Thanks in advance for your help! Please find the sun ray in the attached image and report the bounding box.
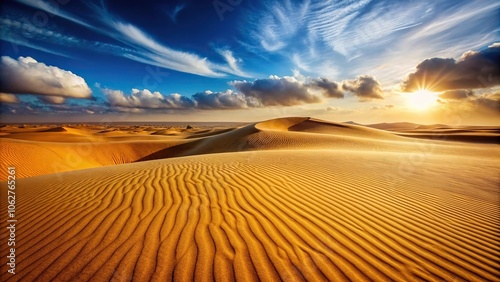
[406,89,439,110]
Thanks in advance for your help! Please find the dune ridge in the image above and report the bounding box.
[1,117,499,180]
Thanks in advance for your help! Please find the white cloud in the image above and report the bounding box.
[193,90,257,109]
[11,1,250,78]
[166,3,187,23]
[102,88,195,109]
[0,56,92,99]
[215,49,250,77]
[243,0,499,88]
[250,0,310,52]
[99,72,352,110]
[111,22,226,77]
[15,0,93,29]
[230,73,344,106]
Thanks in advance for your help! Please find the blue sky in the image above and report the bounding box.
[0,0,499,124]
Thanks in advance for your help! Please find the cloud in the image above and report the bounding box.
[0,56,92,100]
[0,93,19,104]
[471,92,500,114]
[166,3,187,23]
[9,2,249,78]
[230,75,325,106]
[326,106,353,114]
[111,22,227,78]
[15,0,93,29]
[308,77,344,98]
[215,49,250,77]
[439,89,474,100]
[249,0,310,52]
[87,3,251,77]
[342,75,384,100]
[98,72,348,111]
[436,91,500,118]
[193,90,258,109]
[103,88,195,109]
[306,0,424,57]
[37,95,67,104]
[242,0,499,87]
[402,44,500,92]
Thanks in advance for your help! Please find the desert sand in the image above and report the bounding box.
[0,117,499,281]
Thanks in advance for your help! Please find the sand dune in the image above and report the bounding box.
[1,150,499,281]
[0,139,186,179]
[0,117,499,281]
[1,117,498,180]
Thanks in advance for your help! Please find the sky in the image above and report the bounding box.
[0,0,499,124]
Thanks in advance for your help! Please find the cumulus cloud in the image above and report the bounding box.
[94,71,383,113]
[308,78,344,98]
[0,56,92,99]
[103,88,195,109]
[230,75,333,106]
[342,75,384,100]
[0,93,19,104]
[97,72,380,112]
[439,89,474,100]
[402,43,500,92]
[192,90,258,109]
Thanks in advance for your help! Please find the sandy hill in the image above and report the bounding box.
[1,117,498,180]
[0,117,499,281]
[1,149,498,281]
[367,122,421,131]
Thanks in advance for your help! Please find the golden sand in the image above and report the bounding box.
[1,117,499,281]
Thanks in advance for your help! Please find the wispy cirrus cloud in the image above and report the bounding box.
[111,21,226,77]
[249,0,310,52]
[0,17,136,58]
[12,0,250,78]
[243,0,499,86]
[15,0,94,28]
[166,3,187,23]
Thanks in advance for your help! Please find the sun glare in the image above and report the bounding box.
[406,89,438,110]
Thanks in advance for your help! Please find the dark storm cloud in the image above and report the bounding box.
[402,43,500,92]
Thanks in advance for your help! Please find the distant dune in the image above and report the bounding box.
[0,117,499,281]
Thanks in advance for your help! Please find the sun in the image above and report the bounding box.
[406,89,438,110]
